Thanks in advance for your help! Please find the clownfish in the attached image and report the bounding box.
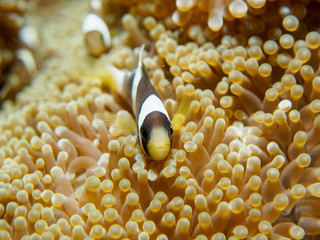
[102,46,173,161]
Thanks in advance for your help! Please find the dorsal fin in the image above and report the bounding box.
[137,44,145,68]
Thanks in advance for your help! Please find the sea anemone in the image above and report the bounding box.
[0,0,320,239]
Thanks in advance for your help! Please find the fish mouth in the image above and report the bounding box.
[146,127,172,161]
[148,144,171,161]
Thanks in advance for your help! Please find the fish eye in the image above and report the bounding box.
[169,127,173,135]
[140,127,148,141]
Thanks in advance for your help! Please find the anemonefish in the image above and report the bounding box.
[82,13,111,57]
[103,46,173,161]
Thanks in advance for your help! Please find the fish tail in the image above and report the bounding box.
[99,64,126,96]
